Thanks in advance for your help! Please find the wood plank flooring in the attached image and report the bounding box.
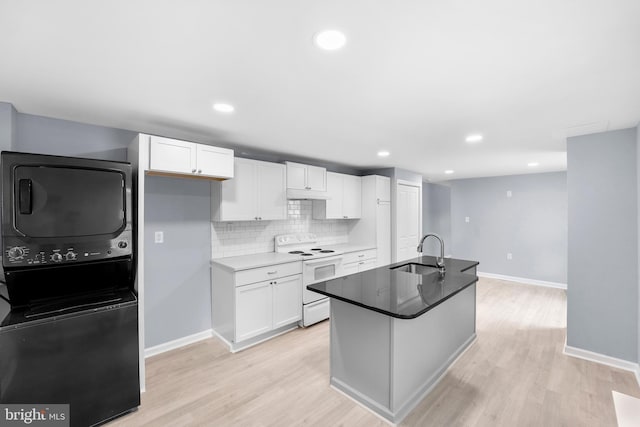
[109,278,640,426]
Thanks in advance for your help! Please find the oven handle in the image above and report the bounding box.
[303,256,343,266]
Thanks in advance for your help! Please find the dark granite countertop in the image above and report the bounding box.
[307,256,479,319]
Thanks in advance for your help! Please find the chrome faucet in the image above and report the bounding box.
[417,233,445,273]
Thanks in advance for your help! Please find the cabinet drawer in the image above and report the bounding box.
[343,249,377,265]
[235,261,302,286]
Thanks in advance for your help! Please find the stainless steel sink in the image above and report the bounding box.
[391,263,440,275]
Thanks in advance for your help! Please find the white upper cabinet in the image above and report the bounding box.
[148,135,233,180]
[342,174,362,218]
[212,158,287,221]
[285,161,326,191]
[313,172,362,219]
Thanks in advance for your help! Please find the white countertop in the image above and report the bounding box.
[324,243,377,253]
[211,244,377,272]
[211,252,302,272]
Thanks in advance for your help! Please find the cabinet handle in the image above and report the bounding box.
[198,169,202,174]
[358,254,364,257]
[305,186,311,190]
[343,216,348,219]
[267,271,277,275]
[359,262,364,265]
[191,169,197,173]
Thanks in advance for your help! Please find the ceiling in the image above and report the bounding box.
[1,0,639,181]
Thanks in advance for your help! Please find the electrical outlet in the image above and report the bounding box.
[506,190,512,198]
[465,216,470,223]
[507,253,512,260]
[155,231,164,243]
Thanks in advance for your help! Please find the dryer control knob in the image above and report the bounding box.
[8,247,24,259]
[51,253,63,262]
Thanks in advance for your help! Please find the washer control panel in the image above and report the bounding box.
[3,233,132,267]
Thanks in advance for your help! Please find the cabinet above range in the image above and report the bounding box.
[285,161,329,200]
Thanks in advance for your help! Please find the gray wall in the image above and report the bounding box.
[422,182,452,257]
[15,112,135,160]
[638,124,640,365]
[450,172,567,284]
[0,102,16,151]
[143,176,213,348]
[567,128,638,362]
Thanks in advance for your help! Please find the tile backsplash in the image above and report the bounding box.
[211,200,351,258]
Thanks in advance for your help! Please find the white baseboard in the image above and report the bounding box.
[564,344,640,385]
[144,329,213,358]
[477,271,567,290]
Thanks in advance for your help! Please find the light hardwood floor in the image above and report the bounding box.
[110,278,640,426]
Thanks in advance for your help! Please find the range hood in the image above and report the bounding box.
[286,189,331,200]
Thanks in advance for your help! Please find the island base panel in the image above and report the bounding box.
[329,284,476,424]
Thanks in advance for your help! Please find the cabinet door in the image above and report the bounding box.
[196,144,234,178]
[324,172,343,219]
[219,158,258,221]
[257,162,287,220]
[149,136,196,174]
[306,165,327,191]
[342,175,362,218]
[235,281,273,342]
[376,175,391,202]
[286,162,307,190]
[273,275,302,328]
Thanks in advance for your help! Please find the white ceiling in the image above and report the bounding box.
[1,0,639,181]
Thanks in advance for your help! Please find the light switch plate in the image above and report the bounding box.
[155,231,164,243]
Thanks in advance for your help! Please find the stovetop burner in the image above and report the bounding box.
[319,250,334,253]
[310,248,322,251]
[289,251,304,254]
[301,253,313,257]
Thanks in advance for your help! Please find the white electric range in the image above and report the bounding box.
[275,233,344,326]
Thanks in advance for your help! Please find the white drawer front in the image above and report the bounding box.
[235,261,302,286]
[343,249,377,265]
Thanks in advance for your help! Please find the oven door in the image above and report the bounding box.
[302,255,343,304]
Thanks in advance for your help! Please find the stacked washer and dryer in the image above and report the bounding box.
[0,151,140,427]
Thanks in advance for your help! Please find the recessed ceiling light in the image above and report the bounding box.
[213,103,235,113]
[465,134,483,143]
[377,150,390,157]
[527,162,539,167]
[314,30,347,51]
[444,170,454,175]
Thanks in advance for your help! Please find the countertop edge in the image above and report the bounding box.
[308,275,478,319]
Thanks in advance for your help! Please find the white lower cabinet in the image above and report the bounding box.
[342,249,377,276]
[212,261,302,351]
[235,281,273,342]
[273,275,303,328]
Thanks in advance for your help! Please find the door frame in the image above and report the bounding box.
[394,179,422,263]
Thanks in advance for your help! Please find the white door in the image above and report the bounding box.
[272,275,302,328]
[235,281,273,342]
[257,161,287,220]
[306,165,327,191]
[149,136,196,174]
[196,144,234,178]
[342,175,362,218]
[220,158,257,221]
[396,182,421,262]
[286,162,307,190]
[324,172,343,219]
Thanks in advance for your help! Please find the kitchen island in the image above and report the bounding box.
[307,256,478,423]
